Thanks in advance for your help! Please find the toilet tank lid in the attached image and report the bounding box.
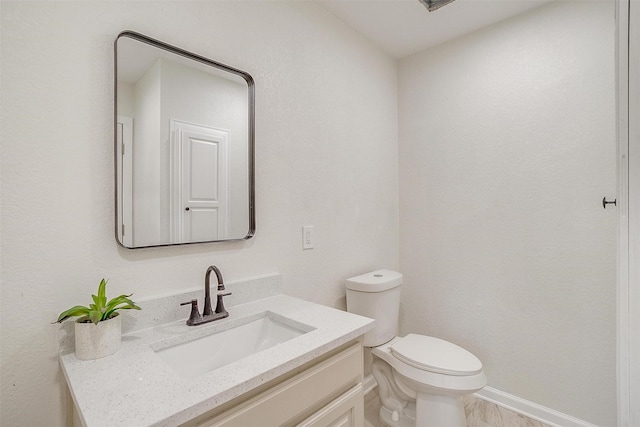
[345,269,403,292]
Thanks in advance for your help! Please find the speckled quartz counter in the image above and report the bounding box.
[59,294,374,427]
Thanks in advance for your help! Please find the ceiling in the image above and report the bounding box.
[317,0,554,58]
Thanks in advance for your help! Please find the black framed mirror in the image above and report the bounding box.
[115,31,255,248]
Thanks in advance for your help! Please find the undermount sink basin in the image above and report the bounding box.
[154,312,313,378]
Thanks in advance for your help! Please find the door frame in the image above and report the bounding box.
[617,0,639,425]
[116,116,133,247]
[169,119,230,243]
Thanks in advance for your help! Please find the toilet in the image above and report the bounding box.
[345,270,486,427]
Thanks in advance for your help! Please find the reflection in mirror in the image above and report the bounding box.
[115,31,254,248]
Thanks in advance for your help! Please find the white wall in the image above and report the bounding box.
[133,60,162,246]
[398,2,616,426]
[0,2,399,425]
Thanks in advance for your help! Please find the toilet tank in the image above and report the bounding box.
[345,269,402,347]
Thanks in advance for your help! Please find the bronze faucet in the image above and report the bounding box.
[180,265,232,326]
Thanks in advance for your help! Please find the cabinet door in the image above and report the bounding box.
[195,343,363,427]
[296,384,364,427]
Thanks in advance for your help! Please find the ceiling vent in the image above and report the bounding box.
[418,0,456,12]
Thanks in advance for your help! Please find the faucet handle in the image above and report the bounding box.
[180,299,202,326]
[214,292,232,315]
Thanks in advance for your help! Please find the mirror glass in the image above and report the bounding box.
[115,32,254,248]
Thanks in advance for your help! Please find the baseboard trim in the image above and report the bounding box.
[474,386,600,427]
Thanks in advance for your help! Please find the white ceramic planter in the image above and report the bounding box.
[74,314,121,360]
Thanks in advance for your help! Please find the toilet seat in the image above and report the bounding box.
[372,336,487,395]
[390,334,483,376]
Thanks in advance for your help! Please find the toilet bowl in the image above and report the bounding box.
[345,270,486,427]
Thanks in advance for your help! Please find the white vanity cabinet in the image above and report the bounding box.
[183,341,364,427]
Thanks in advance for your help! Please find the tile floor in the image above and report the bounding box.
[364,390,552,427]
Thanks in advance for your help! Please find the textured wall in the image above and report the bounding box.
[398,2,616,425]
[0,2,398,425]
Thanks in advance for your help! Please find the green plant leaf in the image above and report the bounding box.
[104,303,141,320]
[105,293,133,304]
[89,310,102,325]
[97,279,108,308]
[105,294,139,311]
[55,305,90,323]
[102,311,120,321]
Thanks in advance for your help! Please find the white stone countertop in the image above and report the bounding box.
[59,294,374,427]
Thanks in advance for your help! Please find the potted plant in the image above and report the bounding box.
[55,279,141,360]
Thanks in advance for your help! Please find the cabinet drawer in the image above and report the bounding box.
[296,384,364,427]
[201,342,363,427]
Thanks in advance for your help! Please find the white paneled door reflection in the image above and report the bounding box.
[171,120,229,243]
